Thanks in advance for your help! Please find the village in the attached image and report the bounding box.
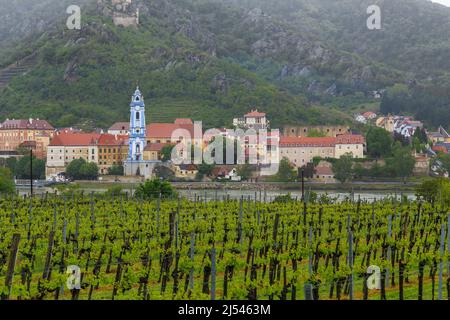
[0,87,449,187]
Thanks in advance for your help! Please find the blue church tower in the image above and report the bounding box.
[124,86,161,178]
[128,87,147,161]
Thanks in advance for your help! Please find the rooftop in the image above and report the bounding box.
[0,119,54,130]
[245,109,266,118]
[108,122,130,131]
[49,133,101,147]
[146,123,195,139]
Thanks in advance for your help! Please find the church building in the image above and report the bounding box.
[123,87,161,178]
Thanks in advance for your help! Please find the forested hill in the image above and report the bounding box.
[0,0,449,130]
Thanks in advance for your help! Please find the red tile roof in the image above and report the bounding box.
[336,134,365,144]
[49,133,101,147]
[0,119,54,130]
[146,123,194,139]
[97,134,128,146]
[432,146,448,154]
[362,111,376,118]
[245,110,266,118]
[280,136,337,147]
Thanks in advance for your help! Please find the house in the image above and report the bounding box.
[394,118,424,138]
[279,134,365,168]
[413,155,430,176]
[212,166,232,179]
[233,109,269,130]
[433,142,450,154]
[313,166,335,182]
[96,134,129,175]
[146,120,200,146]
[376,116,395,132]
[362,111,377,121]
[143,143,171,161]
[225,168,241,181]
[46,133,101,178]
[108,122,130,135]
[335,134,365,159]
[354,114,367,124]
[173,164,198,179]
[279,136,336,167]
[432,145,448,154]
[0,118,54,157]
[428,126,450,143]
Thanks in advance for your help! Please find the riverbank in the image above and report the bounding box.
[72,179,421,192]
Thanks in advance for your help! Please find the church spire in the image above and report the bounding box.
[131,86,143,104]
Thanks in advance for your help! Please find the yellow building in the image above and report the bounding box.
[0,119,54,158]
[97,134,129,175]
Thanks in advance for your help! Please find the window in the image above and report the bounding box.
[136,112,140,121]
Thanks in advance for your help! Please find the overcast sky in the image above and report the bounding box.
[431,0,450,6]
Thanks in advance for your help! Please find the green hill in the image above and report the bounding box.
[0,0,449,130]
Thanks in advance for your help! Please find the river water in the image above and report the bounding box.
[17,186,416,202]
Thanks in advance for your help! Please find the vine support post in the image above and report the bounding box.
[386,215,392,288]
[348,230,354,300]
[1,233,20,300]
[189,232,195,291]
[447,214,450,283]
[211,247,216,301]
[438,220,445,300]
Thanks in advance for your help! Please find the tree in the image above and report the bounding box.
[15,155,45,179]
[161,144,175,162]
[332,154,354,184]
[274,157,296,182]
[416,178,450,205]
[66,158,99,180]
[385,144,416,179]
[300,162,316,179]
[108,165,124,176]
[0,157,17,175]
[66,158,85,180]
[0,167,15,194]
[236,164,253,181]
[80,163,99,180]
[413,127,428,144]
[366,127,393,159]
[134,179,177,199]
[437,153,450,175]
[196,163,215,180]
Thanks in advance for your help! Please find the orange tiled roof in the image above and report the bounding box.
[49,133,101,147]
[336,134,365,144]
[97,134,128,146]
[146,123,194,139]
[280,136,337,147]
